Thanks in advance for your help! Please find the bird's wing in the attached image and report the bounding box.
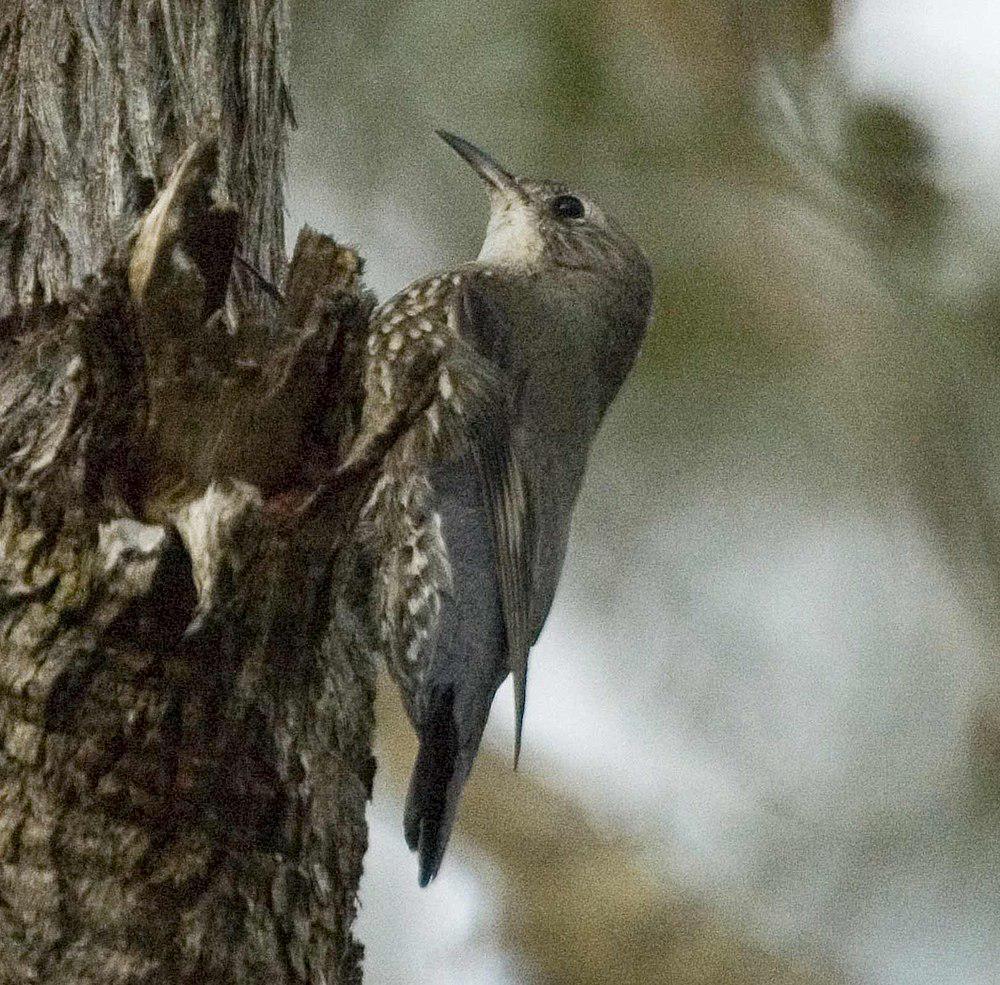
[453,276,536,765]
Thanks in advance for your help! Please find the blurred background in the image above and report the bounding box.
[289,2,1000,983]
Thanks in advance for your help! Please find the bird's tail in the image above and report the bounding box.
[403,685,465,887]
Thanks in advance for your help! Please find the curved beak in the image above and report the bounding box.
[436,130,519,194]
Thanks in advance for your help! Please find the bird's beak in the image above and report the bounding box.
[436,130,519,195]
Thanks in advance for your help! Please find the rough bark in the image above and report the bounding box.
[0,0,289,318]
[0,4,379,984]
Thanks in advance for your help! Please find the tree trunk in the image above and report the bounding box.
[0,0,288,317]
[0,4,379,983]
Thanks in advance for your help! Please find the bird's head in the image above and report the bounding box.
[437,130,651,298]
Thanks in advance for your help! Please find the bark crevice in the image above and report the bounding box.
[0,48,378,985]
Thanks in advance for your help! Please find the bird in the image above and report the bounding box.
[349,130,653,886]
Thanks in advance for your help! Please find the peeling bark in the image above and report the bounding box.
[0,5,379,984]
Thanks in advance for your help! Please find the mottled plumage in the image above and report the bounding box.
[353,132,653,885]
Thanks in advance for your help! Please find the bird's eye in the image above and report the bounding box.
[550,194,586,220]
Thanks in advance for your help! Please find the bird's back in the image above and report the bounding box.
[484,272,610,636]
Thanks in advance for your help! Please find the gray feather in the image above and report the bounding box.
[404,452,507,884]
[455,278,536,765]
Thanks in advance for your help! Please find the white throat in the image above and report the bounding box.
[476,201,544,270]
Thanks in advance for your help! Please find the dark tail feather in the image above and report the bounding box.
[404,687,461,886]
[512,665,527,770]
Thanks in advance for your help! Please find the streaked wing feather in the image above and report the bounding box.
[453,278,535,765]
